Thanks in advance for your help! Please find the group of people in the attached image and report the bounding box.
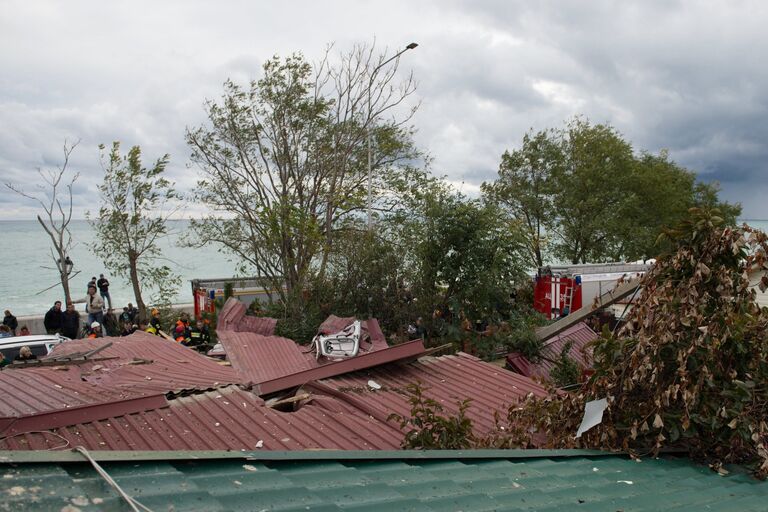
[4,272,212,352]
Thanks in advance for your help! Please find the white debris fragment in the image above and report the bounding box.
[367,380,382,390]
[71,497,89,506]
[575,398,608,438]
[255,440,264,448]
[592,467,599,472]
[617,480,634,485]
[243,464,258,472]
[7,486,25,496]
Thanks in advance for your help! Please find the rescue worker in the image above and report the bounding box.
[149,308,161,332]
[88,321,102,339]
[186,320,210,349]
[142,320,157,336]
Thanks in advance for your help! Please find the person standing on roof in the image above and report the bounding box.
[97,273,112,309]
[72,285,105,327]
[43,300,65,334]
[3,310,18,336]
[62,302,80,339]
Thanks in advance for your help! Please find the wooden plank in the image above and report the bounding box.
[536,279,641,341]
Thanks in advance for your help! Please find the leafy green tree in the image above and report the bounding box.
[483,129,562,268]
[403,181,528,337]
[553,118,635,264]
[185,45,419,317]
[89,142,180,320]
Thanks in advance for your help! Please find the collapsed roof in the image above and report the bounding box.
[0,301,550,452]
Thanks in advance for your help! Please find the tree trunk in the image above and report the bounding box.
[128,250,146,320]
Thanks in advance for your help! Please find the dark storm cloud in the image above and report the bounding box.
[1,0,767,217]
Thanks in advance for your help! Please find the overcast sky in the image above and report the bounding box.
[2,0,767,219]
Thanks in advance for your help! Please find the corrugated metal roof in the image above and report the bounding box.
[4,451,765,511]
[1,385,401,452]
[217,297,277,334]
[0,367,166,436]
[507,322,597,383]
[217,331,316,384]
[218,324,418,392]
[316,352,548,436]
[44,331,239,394]
[253,339,428,395]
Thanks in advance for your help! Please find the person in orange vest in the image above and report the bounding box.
[88,321,102,338]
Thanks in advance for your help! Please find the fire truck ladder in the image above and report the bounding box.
[561,283,575,315]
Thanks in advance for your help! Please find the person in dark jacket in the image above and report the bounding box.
[62,302,81,339]
[186,320,211,351]
[43,301,65,334]
[3,310,18,336]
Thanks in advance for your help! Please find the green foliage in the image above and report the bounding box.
[185,45,420,318]
[389,382,475,450]
[549,341,581,387]
[223,282,234,300]
[483,129,563,268]
[485,117,742,266]
[88,142,180,320]
[510,208,768,478]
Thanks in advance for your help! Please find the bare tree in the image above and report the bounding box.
[5,141,81,304]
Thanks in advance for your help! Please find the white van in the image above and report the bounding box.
[0,334,70,362]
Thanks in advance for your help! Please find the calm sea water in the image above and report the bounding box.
[1,219,767,317]
[0,220,240,316]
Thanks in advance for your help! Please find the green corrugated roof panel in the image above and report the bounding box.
[1,451,767,511]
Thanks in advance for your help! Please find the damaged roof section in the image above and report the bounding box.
[0,299,555,453]
[506,321,598,384]
[216,297,277,335]
[1,385,402,451]
[0,366,167,437]
[2,353,539,452]
[218,313,404,392]
[45,331,239,395]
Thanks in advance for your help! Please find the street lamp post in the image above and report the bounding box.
[367,42,418,230]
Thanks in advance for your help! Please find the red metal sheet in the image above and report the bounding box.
[314,352,549,436]
[44,331,239,394]
[217,331,315,384]
[506,321,597,382]
[217,297,276,335]
[0,366,167,436]
[253,339,428,395]
[1,386,402,451]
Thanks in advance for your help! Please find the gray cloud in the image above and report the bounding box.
[1,0,767,218]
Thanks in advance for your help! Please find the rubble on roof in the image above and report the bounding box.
[0,301,553,453]
[43,331,239,394]
[506,321,597,384]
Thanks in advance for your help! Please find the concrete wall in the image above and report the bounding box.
[15,303,195,336]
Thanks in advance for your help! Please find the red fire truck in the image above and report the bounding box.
[533,262,651,320]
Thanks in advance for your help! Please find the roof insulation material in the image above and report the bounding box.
[0,366,167,436]
[1,385,402,451]
[44,331,239,394]
[506,321,598,382]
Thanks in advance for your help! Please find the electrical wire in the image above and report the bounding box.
[74,446,154,512]
[0,430,70,451]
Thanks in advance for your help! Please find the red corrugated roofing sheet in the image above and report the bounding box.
[44,331,239,394]
[217,298,277,335]
[218,318,403,391]
[0,367,166,436]
[217,332,315,384]
[0,385,402,451]
[506,321,597,383]
[315,352,549,436]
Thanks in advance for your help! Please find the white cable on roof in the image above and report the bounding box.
[74,446,154,512]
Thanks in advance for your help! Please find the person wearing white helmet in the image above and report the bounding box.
[88,321,102,339]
